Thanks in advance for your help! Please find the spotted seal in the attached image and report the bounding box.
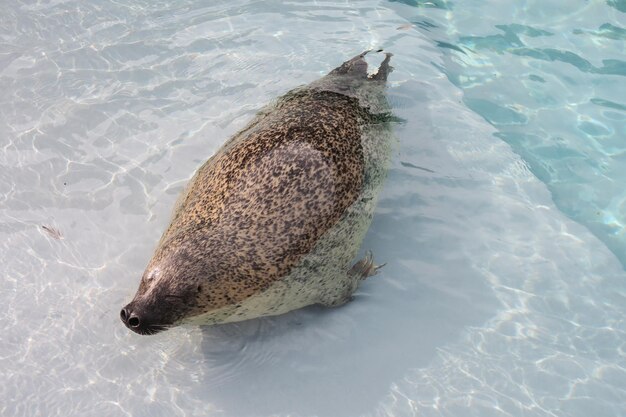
[121,51,394,335]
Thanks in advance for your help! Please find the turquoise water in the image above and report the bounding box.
[1,1,625,416]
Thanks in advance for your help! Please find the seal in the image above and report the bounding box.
[121,51,394,335]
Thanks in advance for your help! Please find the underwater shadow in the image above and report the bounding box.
[190,197,498,417]
[188,75,503,416]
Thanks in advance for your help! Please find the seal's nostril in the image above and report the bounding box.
[128,316,140,328]
[120,308,128,322]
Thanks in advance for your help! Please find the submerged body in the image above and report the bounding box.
[121,51,394,335]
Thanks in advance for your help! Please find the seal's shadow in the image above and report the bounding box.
[183,78,502,416]
[192,209,498,417]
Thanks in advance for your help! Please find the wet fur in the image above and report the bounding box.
[124,51,394,332]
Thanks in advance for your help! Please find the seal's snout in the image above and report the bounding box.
[120,306,140,327]
[120,303,164,335]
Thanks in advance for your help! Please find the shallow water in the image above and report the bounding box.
[1,1,625,416]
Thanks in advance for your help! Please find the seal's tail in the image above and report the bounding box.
[369,52,393,82]
[328,50,393,82]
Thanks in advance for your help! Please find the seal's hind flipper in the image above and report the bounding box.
[328,50,393,83]
[370,52,393,82]
[327,50,371,78]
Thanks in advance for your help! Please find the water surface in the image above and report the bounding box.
[1,1,625,416]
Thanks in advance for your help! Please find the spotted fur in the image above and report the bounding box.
[122,51,394,335]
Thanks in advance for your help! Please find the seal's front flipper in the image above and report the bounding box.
[318,251,385,308]
[349,250,386,279]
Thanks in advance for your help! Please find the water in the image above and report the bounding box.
[1,0,625,416]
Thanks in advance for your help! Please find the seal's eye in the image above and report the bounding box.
[146,268,160,282]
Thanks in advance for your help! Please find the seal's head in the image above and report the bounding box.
[120,234,213,335]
